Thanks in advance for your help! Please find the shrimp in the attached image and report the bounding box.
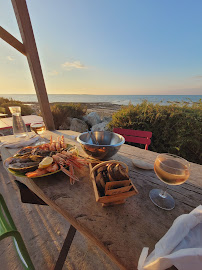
[56,153,68,160]
[52,155,65,165]
[46,163,59,172]
[56,137,61,151]
[50,141,56,151]
[60,135,66,149]
[60,164,79,182]
[26,168,48,178]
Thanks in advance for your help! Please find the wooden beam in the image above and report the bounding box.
[11,0,55,130]
[0,26,26,55]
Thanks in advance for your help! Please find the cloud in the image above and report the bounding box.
[192,75,202,79]
[62,61,87,70]
[48,70,59,76]
[7,56,14,61]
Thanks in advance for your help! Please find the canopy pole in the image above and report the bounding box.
[10,0,55,130]
[0,26,26,55]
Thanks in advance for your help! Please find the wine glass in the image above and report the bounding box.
[30,122,46,144]
[149,153,190,210]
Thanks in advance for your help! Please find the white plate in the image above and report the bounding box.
[132,159,153,170]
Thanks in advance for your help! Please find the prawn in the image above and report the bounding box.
[50,140,56,151]
[56,137,61,151]
[26,168,48,178]
[46,163,59,172]
[60,135,66,149]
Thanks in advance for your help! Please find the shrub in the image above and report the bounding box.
[51,103,87,129]
[0,106,6,114]
[0,98,33,116]
[0,97,10,104]
[108,100,202,164]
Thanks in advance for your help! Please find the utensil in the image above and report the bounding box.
[77,131,125,160]
[149,153,190,210]
[87,130,99,145]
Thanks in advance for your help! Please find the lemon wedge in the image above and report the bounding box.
[38,156,53,169]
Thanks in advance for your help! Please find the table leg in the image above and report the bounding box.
[54,225,77,270]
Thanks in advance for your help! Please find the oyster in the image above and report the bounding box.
[31,147,51,157]
[14,146,35,157]
[9,162,39,173]
[4,155,44,173]
[14,145,51,157]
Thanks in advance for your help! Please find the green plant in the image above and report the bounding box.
[0,97,10,105]
[108,100,202,164]
[0,98,33,116]
[51,103,87,129]
[0,106,6,114]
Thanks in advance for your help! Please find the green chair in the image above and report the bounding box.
[0,194,35,270]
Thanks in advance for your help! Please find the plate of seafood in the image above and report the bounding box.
[4,136,88,185]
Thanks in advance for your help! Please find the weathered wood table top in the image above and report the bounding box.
[1,130,202,270]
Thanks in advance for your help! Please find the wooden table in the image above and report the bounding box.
[1,130,202,270]
[0,115,43,130]
[0,113,8,117]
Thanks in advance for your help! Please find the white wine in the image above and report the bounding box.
[31,123,46,135]
[154,157,190,185]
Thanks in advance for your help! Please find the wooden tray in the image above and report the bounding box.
[90,160,138,207]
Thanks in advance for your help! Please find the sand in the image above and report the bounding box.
[25,102,122,119]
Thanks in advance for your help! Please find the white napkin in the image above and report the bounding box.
[138,205,202,270]
[0,136,39,149]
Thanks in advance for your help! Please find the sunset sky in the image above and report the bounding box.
[0,0,202,95]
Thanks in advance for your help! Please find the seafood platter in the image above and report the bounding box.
[90,160,138,206]
[4,136,88,185]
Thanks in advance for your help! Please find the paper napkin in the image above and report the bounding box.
[138,205,202,270]
[2,135,39,149]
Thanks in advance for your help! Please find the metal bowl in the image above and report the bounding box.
[77,131,125,160]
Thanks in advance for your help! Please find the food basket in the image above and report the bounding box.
[90,160,138,206]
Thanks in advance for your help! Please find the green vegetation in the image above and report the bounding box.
[51,103,87,129]
[108,100,202,164]
[0,97,33,116]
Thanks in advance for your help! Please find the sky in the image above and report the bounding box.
[0,0,202,95]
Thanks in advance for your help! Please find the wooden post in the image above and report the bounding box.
[11,0,55,130]
[0,26,26,55]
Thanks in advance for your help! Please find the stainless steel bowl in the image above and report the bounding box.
[77,131,125,160]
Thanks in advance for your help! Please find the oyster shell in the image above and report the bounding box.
[9,162,39,173]
[4,155,44,173]
[31,148,51,157]
[14,146,34,157]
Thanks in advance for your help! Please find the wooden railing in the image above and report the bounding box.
[0,0,55,131]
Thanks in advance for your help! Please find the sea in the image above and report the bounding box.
[0,94,201,106]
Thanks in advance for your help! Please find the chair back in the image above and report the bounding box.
[113,128,152,150]
[0,194,35,269]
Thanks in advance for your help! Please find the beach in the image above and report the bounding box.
[25,102,122,119]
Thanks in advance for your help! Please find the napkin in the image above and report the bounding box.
[138,205,202,270]
[1,135,39,149]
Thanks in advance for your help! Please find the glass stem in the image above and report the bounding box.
[159,185,168,198]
